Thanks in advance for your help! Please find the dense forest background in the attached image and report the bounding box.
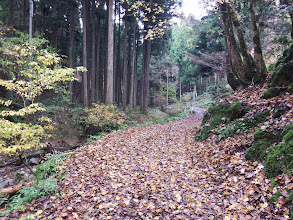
[1,0,292,110]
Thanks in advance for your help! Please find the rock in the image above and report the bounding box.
[14,171,28,183]
[29,157,39,165]
[0,179,14,189]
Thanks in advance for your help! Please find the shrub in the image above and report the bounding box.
[0,30,84,157]
[83,103,125,134]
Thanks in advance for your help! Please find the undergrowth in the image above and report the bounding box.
[0,153,66,215]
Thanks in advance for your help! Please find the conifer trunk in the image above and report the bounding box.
[91,0,96,103]
[95,10,101,102]
[129,21,137,108]
[106,0,114,104]
[116,4,122,105]
[69,3,76,102]
[82,0,89,107]
[122,15,128,110]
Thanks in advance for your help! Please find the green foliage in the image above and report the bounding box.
[2,153,65,214]
[82,103,126,135]
[85,133,106,145]
[231,110,269,136]
[5,178,58,212]
[217,123,231,141]
[164,112,187,123]
[34,153,66,180]
[158,84,178,104]
[207,82,232,99]
[0,34,83,104]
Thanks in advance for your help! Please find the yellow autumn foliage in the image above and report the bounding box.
[0,31,86,155]
[0,118,47,155]
[83,103,125,132]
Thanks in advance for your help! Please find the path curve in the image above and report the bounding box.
[8,111,285,219]
[21,114,214,219]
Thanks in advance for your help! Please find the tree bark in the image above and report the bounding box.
[95,9,101,102]
[219,1,250,89]
[23,0,28,27]
[116,4,122,105]
[91,0,96,103]
[142,38,151,114]
[129,20,137,108]
[82,0,89,107]
[281,0,293,39]
[249,0,267,81]
[122,15,128,110]
[69,3,76,103]
[179,80,182,102]
[106,0,114,104]
[9,0,14,26]
[166,70,169,106]
[133,36,138,107]
[229,2,255,81]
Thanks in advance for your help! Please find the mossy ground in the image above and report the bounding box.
[245,125,293,178]
[196,102,248,141]
[270,44,293,87]
[196,103,271,141]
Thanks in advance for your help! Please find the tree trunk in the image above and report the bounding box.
[122,15,128,110]
[133,35,138,107]
[116,4,122,105]
[249,0,267,81]
[9,0,14,26]
[166,70,169,106]
[95,9,101,102]
[141,38,151,114]
[23,0,28,27]
[69,3,76,103]
[129,20,137,108]
[219,1,249,89]
[229,3,255,81]
[179,80,182,102]
[281,0,293,39]
[82,0,89,107]
[106,0,114,104]
[192,84,197,102]
[290,11,293,39]
[91,0,96,103]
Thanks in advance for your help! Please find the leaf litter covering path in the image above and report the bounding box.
[10,114,292,219]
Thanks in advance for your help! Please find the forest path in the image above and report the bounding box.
[12,111,279,219]
[33,114,223,219]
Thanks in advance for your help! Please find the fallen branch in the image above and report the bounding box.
[1,181,34,195]
[0,143,81,168]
